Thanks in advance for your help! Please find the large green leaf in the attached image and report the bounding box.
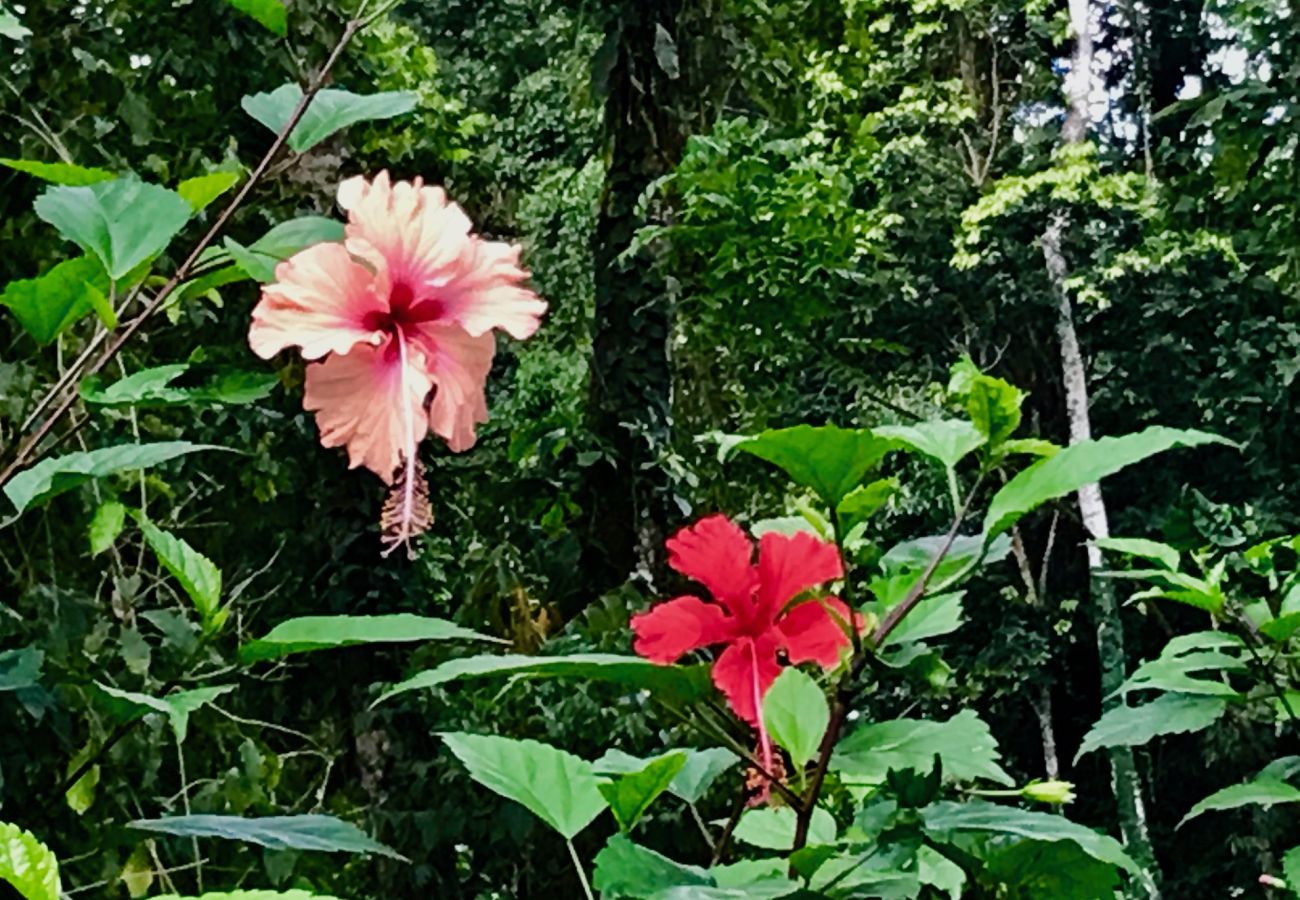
[921,800,1137,874]
[441,732,606,840]
[136,519,224,631]
[4,442,224,514]
[723,424,896,506]
[0,821,60,900]
[984,839,1121,899]
[241,614,505,663]
[1094,537,1180,572]
[592,834,711,898]
[598,752,687,831]
[1075,694,1227,761]
[0,255,110,345]
[0,158,114,185]
[128,814,403,859]
[241,84,418,153]
[34,177,193,279]
[983,427,1234,540]
[733,806,836,850]
[223,0,286,35]
[875,419,984,469]
[762,668,830,770]
[377,653,713,707]
[1180,776,1300,826]
[81,363,277,407]
[0,647,42,691]
[1116,631,1244,698]
[95,684,236,742]
[832,709,1013,786]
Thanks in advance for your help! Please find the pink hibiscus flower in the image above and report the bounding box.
[249,172,545,555]
[631,515,859,773]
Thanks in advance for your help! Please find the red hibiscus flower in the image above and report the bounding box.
[631,514,858,728]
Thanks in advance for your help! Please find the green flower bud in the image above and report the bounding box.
[1021,779,1076,805]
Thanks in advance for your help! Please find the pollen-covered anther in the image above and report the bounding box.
[380,456,433,559]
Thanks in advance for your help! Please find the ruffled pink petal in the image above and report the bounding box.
[778,597,856,669]
[249,242,387,361]
[438,239,547,340]
[711,633,783,727]
[408,322,495,452]
[756,530,844,621]
[303,335,433,484]
[631,595,736,664]
[665,515,759,618]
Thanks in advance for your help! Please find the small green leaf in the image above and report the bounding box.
[876,419,985,470]
[963,374,1024,447]
[1094,537,1180,571]
[440,732,607,840]
[0,158,114,185]
[34,177,193,279]
[598,752,686,831]
[223,0,286,35]
[763,669,830,770]
[4,442,225,514]
[0,647,43,692]
[1180,777,1300,826]
[0,256,110,345]
[223,237,280,282]
[88,500,127,555]
[95,684,236,743]
[240,614,505,662]
[250,216,344,257]
[135,518,224,631]
[241,84,418,153]
[81,364,277,408]
[128,815,403,859]
[177,171,240,212]
[1282,845,1300,892]
[1076,694,1227,761]
[984,427,1235,541]
[836,477,898,534]
[734,806,836,850]
[723,424,896,507]
[833,709,1013,786]
[0,821,61,900]
[83,281,116,329]
[593,748,736,805]
[64,746,99,815]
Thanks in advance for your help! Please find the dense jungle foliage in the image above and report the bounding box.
[2,0,1300,897]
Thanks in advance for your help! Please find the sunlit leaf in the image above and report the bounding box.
[223,0,286,35]
[0,256,110,345]
[876,419,984,469]
[177,171,240,212]
[733,806,836,850]
[0,158,114,185]
[0,821,60,900]
[598,752,686,831]
[762,668,830,770]
[833,709,1012,786]
[241,84,418,153]
[723,424,896,507]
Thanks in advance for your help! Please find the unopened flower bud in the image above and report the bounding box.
[1021,779,1076,805]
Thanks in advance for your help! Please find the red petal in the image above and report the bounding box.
[778,597,855,669]
[666,515,757,615]
[756,531,843,620]
[631,596,735,664]
[711,634,782,726]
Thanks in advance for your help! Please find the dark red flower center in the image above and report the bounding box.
[362,280,447,335]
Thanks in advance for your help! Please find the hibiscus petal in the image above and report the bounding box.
[711,634,783,726]
[248,242,387,361]
[631,595,735,664]
[778,597,856,669]
[303,334,432,484]
[666,515,758,616]
[408,322,495,452]
[756,530,844,619]
[439,239,548,340]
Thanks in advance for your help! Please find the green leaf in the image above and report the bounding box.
[876,419,985,469]
[177,171,240,212]
[250,216,345,257]
[836,477,898,534]
[223,237,279,283]
[1282,845,1300,893]
[762,668,830,769]
[241,613,505,663]
[983,427,1234,540]
[34,177,193,279]
[83,281,116,329]
[866,591,965,646]
[1094,537,1180,571]
[0,158,114,185]
[592,834,711,899]
[984,839,1121,899]
[223,0,286,35]
[135,518,224,631]
[1000,438,1059,457]
[4,442,224,514]
[151,893,344,900]
[95,684,236,742]
[0,255,110,345]
[241,84,419,153]
[964,374,1024,448]
[0,821,60,900]
[832,709,1013,786]
[723,424,896,506]
[81,363,277,408]
[128,814,403,859]
[0,6,30,40]
[0,647,43,691]
[1180,776,1300,826]
[88,500,127,555]
[1117,631,1244,698]
[921,800,1137,874]
[734,806,836,850]
[593,748,736,805]
[1076,694,1227,761]
[599,752,687,831]
[441,732,606,839]
[377,653,713,707]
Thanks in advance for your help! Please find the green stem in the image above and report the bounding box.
[566,839,595,900]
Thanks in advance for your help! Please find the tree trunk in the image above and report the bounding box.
[1041,0,1162,894]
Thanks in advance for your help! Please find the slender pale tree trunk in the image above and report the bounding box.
[1040,0,1162,895]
